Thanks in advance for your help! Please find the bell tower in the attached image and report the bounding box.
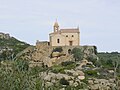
[53,20,59,32]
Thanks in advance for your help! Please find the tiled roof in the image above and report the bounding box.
[49,28,79,35]
[60,28,79,33]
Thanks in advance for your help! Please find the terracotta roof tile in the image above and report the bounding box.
[60,28,79,33]
[49,28,79,35]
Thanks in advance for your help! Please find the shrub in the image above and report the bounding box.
[51,65,65,74]
[85,70,98,77]
[52,47,63,52]
[61,61,76,70]
[87,55,97,64]
[61,61,74,66]
[59,78,69,85]
[71,48,83,61]
[13,59,29,71]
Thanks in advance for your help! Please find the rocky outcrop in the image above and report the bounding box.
[40,69,86,88]
[88,78,118,90]
[40,71,120,89]
[64,69,85,80]
[75,59,95,70]
[16,41,98,68]
[0,32,10,39]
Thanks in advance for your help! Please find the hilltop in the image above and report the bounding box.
[0,32,30,60]
[0,32,120,89]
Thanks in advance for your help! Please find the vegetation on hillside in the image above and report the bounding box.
[1,51,120,89]
[0,37,29,53]
[0,59,87,90]
[0,37,120,90]
[71,48,83,61]
[0,37,30,61]
[98,52,120,69]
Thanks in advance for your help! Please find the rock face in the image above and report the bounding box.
[40,70,119,89]
[17,41,98,68]
[75,59,95,70]
[40,70,85,88]
[88,78,117,90]
[0,32,10,39]
[64,69,85,80]
[14,41,120,89]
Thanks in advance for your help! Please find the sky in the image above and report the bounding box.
[0,0,120,52]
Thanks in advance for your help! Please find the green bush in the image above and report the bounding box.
[87,55,97,64]
[61,61,76,70]
[51,65,65,73]
[71,48,83,61]
[85,70,98,77]
[13,59,29,71]
[98,52,120,69]
[61,61,74,66]
[59,78,69,85]
[52,47,63,52]
[51,62,76,74]
[0,60,43,90]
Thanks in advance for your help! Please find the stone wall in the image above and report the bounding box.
[17,41,97,67]
[36,41,97,58]
[49,32,80,46]
[48,45,97,56]
[36,41,50,49]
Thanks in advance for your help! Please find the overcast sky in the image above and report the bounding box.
[0,0,120,52]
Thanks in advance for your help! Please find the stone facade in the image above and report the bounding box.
[49,21,80,46]
[17,21,97,67]
[36,40,96,56]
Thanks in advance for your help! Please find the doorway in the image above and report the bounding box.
[69,41,73,46]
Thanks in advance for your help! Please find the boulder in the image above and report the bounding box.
[65,70,85,78]
[69,80,74,86]
[88,80,94,85]
[52,52,60,57]
[78,76,85,80]
[90,84,99,90]
[44,75,51,82]
[73,82,79,87]
[45,82,53,87]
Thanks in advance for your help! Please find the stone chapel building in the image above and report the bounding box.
[49,21,80,46]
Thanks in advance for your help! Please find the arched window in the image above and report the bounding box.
[57,39,60,43]
[68,49,72,54]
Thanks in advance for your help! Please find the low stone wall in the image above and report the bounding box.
[35,41,97,56]
[48,45,97,56]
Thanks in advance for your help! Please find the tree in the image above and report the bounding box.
[112,56,120,89]
[71,48,83,61]
[60,78,69,85]
[13,59,29,72]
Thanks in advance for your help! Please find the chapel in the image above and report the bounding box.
[49,21,80,46]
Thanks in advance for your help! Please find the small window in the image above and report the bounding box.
[66,35,68,37]
[57,39,60,43]
[72,35,74,37]
[68,49,72,54]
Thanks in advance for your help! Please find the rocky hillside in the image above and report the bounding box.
[0,33,120,89]
[13,45,120,89]
[0,33,30,60]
